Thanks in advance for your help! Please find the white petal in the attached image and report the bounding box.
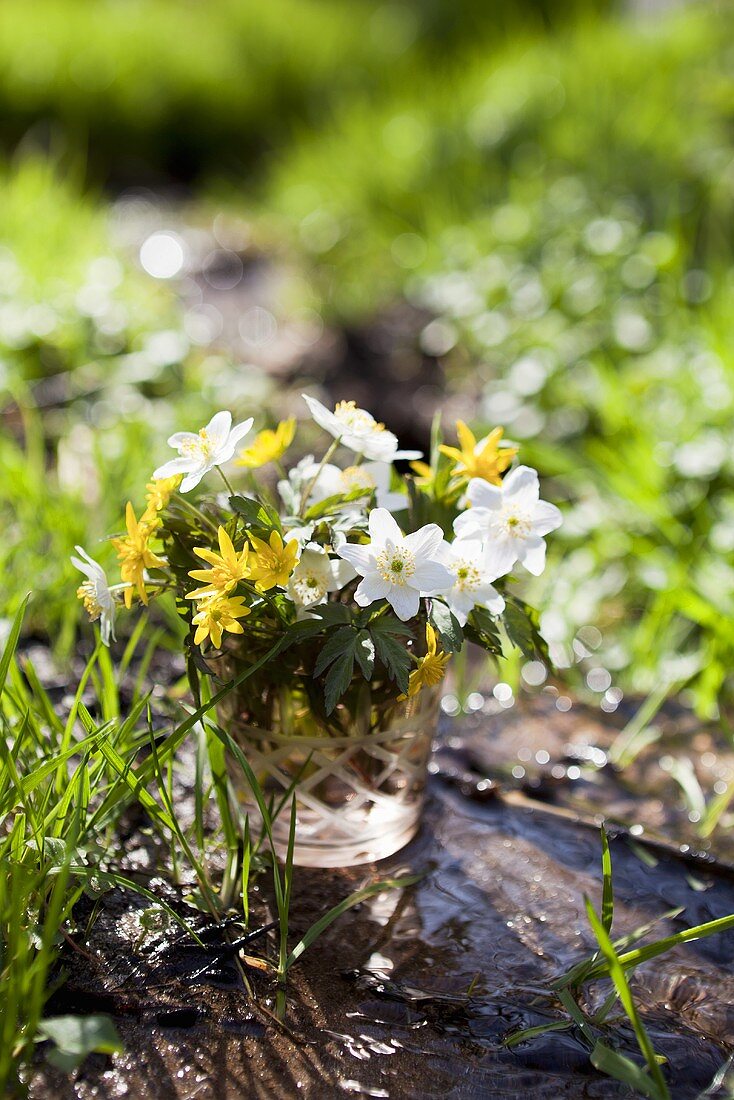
[369,508,403,545]
[413,561,453,594]
[532,500,562,537]
[153,457,195,479]
[393,449,423,460]
[358,430,399,462]
[377,489,409,512]
[167,431,198,448]
[179,468,206,493]
[517,535,547,576]
[453,509,489,538]
[387,585,420,621]
[227,417,254,447]
[71,545,102,580]
[466,478,503,509]
[302,394,340,438]
[337,543,374,575]
[447,536,483,562]
[205,410,232,446]
[100,609,116,646]
[403,522,443,559]
[328,558,357,590]
[476,584,505,615]
[356,575,392,604]
[482,538,519,577]
[444,590,474,626]
[502,465,540,505]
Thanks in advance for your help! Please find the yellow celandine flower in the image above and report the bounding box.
[142,475,181,525]
[400,624,450,700]
[409,459,435,488]
[186,525,250,599]
[112,502,166,608]
[439,421,517,485]
[248,530,299,590]
[235,418,296,469]
[192,593,251,648]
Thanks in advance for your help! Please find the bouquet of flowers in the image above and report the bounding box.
[74,395,561,701]
[73,395,561,864]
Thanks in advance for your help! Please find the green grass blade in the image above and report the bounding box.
[585,897,670,1099]
[286,875,421,970]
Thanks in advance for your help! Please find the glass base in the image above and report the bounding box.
[223,688,438,869]
[247,797,424,867]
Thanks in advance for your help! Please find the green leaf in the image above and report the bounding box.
[504,1020,573,1048]
[229,494,282,535]
[302,487,369,521]
[39,1015,123,1071]
[286,875,421,969]
[371,628,411,694]
[354,630,375,679]
[600,826,614,934]
[503,596,549,662]
[591,1042,668,1100]
[0,593,30,699]
[585,898,670,1099]
[313,626,358,678]
[368,614,413,638]
[429,599,463,653]
[324,648,357,714]
[464,605,503,656]
[303,603,352,627]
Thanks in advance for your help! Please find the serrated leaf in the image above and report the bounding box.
[371,629,411,694]
[429,599,464,653]
[354,630,375,679]
[282,617,331,647]
[504,596,549,662]
[303,603,352,627]
[369,614,414,638]
[324,649,357,714]
[313,626,358,678]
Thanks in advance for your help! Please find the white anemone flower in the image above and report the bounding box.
[71,546,116,645]
[153,410,253,493]
[287,544,356,611]
[437,538,507,626]
[303,460,407,513]
[337,508,452,621]
[453,465,562,576]
[302,394,420,463]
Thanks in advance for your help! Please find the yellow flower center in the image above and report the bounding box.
[501,508,531,537]
[376,545,415,586]
[341,466,377,493]
[454,561,481,592]
[77,582,102,621]
[334,401,386,435]
[182,428,214,460]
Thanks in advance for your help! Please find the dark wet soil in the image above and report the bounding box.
[26,684,734,1100]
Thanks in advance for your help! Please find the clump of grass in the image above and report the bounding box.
[507,826,734,1097]
[0,597,416,1092]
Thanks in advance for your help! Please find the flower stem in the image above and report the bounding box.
[298,438,340,516]
[217,466,237,497]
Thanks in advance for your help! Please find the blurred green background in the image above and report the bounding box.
[2,0,734,717]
